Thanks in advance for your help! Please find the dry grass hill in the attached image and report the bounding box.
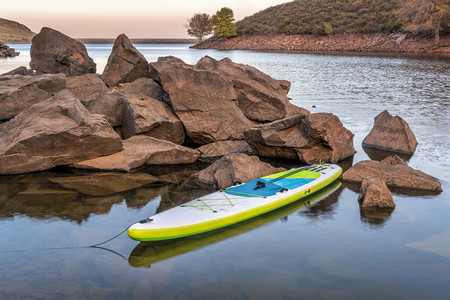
[0,18,35,43]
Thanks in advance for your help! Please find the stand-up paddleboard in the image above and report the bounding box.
[128,163,342,242]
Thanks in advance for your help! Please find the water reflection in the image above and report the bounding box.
[0,165,204,223]
[362,146,412,162]
[359,206,394,227]
[128,181,342,268]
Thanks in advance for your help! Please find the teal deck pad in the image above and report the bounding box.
[225,177,316,197]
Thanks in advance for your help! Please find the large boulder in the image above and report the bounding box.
[362,110,418,155]
[67,74,123,126]
[195,56,307,121]
[244,113,356,163]
[342,160,442,193]
[149,56,251,144]
[121,78,185,143]
[102,34,150,87]
[0,74,67,120]
[358,177,395,208]
[191,153,285,190]
[197,140,252,162]
[30,27,96,76]
[72,135,199,172]
[0,90,123,175]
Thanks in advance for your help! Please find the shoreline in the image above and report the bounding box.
[192,33,450,55]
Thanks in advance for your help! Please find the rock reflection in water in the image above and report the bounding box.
[359,206,395,227]
[128,181,342,268]
[362,146,412,162]
[0,165,203,223]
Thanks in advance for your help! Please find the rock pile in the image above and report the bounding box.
[3,26,439,204]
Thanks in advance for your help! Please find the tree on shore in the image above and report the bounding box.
[401,0,450,45]
[187,13,213,42]
[211,7,238,38]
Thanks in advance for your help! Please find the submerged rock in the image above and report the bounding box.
[244,113,356,163]
[0,90,123,175]
[342,160,442,193]
[72,135,199,172]
[191,153,285,190]
[0,74,67,120]
[30,27,96,76]
[358,177,395,208]
[382,155,407,166]
[102,34,150,87]
[362,110,418,155]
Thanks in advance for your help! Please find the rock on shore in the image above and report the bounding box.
[149,56,304,144]
[72,135,199,172]
[0,74,67,121]
[0,28,363,176]
[0,90,122,175]
[244,113,356,163]
[0,41,19,57]
[30,27,96,76]
[102,34,150,87]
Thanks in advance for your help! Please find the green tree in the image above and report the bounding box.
[187,13,213,42]
[402,0,450,45]
[211,7,238,38]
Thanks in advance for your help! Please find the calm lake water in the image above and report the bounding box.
[1,44,449,299]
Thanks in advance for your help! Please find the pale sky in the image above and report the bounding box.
[1,0,292,38]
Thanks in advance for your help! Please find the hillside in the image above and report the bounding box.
[236,0,403,35]
[0,18,35,43]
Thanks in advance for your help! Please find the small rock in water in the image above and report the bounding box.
[358,177,395,208]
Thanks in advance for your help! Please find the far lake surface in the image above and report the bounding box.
[1,44,449,299]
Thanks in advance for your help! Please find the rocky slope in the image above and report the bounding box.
[0,18,35,43]
[193,33,450,54]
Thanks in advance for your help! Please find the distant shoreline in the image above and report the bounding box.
[76,38,197,44]
[192,33,450,55]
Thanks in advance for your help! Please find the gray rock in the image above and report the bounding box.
[0,90,123,175]
[30,27,96,76]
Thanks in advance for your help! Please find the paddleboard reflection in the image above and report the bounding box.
[128,180,342,268]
